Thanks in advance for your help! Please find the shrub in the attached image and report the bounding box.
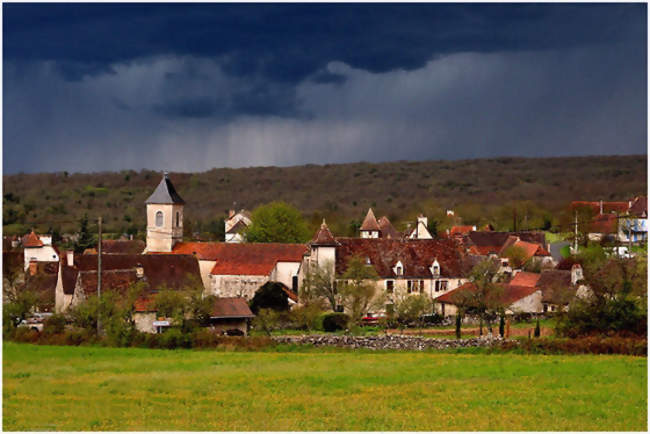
[249,282,290,314]
[503,336,647,356]
[288,304,324,330]
[322,312,350,332]
[556,296,647,338]
[534,318,541,337]
[159,328,191,349]
[43,314,67,336]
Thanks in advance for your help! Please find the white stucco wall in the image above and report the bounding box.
[24,246,59,270]
[507,290,543,314]
[270,261,301,290]
[211,274,269,299]
[197,260,216,292]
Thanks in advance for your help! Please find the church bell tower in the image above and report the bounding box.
[144,172,185,252]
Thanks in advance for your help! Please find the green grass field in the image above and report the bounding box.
[3,342,647,431]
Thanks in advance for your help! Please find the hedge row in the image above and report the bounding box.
[501,336,647,356]
[8,327,275,351]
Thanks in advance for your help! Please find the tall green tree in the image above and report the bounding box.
[74,213,95,253]
[245,201,310,243]
[339,256,382,325]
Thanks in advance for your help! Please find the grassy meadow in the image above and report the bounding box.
[3,342,647,431]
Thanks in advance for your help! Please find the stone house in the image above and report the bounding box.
[209,243,306,299]
[22,231,59,271]
[304,221,470,315]
[56,252,203,332]
[434,281,543,317]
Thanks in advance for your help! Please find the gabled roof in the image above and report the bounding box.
[166,242,223,260]
[435,282,539,307]
[466,231,547,256]
[378,216,401,239]
[628,196,647,217]
[226,219,249,234]
[209,243,307,276]
[145,172,185,205]
[22,231,44,248]
[211,297,255,319]
[590,213,618,234]
[65,253,202,296]
[537,269,575,304]
[510,271,541,287]
[360,208,380,231]
[334,238,464,278]
[511,240,551,262]
[310,220,338,246]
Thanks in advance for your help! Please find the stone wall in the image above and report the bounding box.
[271,334,513,351]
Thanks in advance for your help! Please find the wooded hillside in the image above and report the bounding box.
[3,155,646,238]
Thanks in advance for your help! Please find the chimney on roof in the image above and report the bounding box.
[66,250,74,267]
[29,261,38,276]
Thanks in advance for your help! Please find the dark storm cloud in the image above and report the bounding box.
[2,3,646,173]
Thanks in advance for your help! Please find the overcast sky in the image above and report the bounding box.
[3,3,647,174]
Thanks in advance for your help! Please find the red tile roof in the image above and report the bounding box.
[64,254,202,296]
[510,271,541,287]
[435,282,538,306]
[378,216,401,239]
[360,208,380,231]
[590,213,618,234]
[22,231,44,248]
[334,238,465,278]
[450,226,475,236]
[209,243,307,276]
[211,297,255,319]
[167,242,225,260]
[628,196,647,217]
[310,220,338,246]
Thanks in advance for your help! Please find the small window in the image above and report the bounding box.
[176,212,180,227]
[386,280,394,293]
[407,280,413,293]
[396,266,403,276]
[419,280,424,293]
[155,211,163,227]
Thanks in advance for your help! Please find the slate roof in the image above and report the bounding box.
[209,243,307,276]
[378,216,401,239]
[22,231,44,248]
[211,297,255,319]
[360,208,380,231]
[145,172,185,205]
[310,220,338,246]
[101,240,145,254]
[334,238,465,278]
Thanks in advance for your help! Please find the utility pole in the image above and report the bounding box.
[97,216,102,336]
[573,210,578,254]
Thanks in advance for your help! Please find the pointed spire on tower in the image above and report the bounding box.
[360,208,380,231]
[310,218,338,246]
[145,171,185,205]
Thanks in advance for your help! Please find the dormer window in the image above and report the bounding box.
[155,211,163,227]
[393,260,404,276]
[365,257,371,265]
[430,259,440,277]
